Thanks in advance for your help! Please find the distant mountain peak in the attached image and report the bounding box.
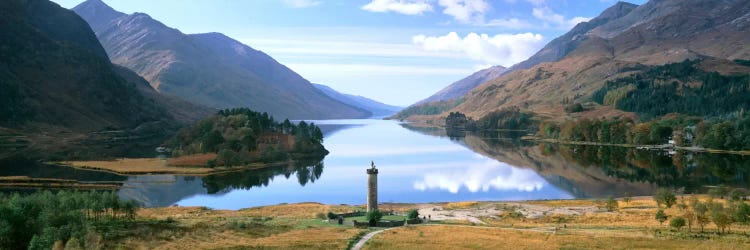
[74,0,123,16]
[73,0,124,31]
[74,2,371,119]
[599,1,638,20]
[505,0,638,72]
[412,65,508,105]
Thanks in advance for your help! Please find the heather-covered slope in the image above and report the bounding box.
[449,0,750,121]
[417,66,508,104]
[73,0,369,120]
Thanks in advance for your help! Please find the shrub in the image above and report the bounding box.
[694,202,710,232]
[670,217,686,231]
[366,209,383,226]
[655,210,668,226]
[735,202,750,224]
[654,188,676,208]
[326,212,336,220]
[407,209,419,220]
[605,197,618,212]
[708,186,729,199]
[729,189,746,201]
[564,103,584,113]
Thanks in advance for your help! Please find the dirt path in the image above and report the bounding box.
[351,224,556,250]
[351,228,395,250]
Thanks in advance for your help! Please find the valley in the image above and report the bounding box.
[2,0,750,249]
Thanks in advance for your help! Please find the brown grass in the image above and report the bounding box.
[443,201,480,210]
[116,203,365,249]
[116,198,750,249]
[62,158,215,175]
[364,225,750,250]
[167,153,217,167]
[60,157,297,175]
[238,202,354,219]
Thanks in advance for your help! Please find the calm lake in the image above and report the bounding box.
[2,119,750,210]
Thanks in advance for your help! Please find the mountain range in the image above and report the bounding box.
[313,84,402,118]
[398,0,750,122]
[415,65,507,105]
[0,0,212,132]
[72,0,371,120]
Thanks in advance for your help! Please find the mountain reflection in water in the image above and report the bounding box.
[3,119,750,210]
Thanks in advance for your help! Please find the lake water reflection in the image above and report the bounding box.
[169,119,573,209]
[4,119,750,210]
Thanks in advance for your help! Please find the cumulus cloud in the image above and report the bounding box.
[281,0,321,8]
[532,6,591,29]
[412,32,545,66]
[437,0,489,23]
[362,0,433,15]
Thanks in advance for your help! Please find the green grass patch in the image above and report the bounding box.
[347,215,406,222]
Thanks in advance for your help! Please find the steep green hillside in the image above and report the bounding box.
[0,0,169,131]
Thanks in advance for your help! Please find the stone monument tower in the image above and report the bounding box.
[367,161,378,211]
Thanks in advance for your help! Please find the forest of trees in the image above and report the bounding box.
[538,113,750,150]
[592,59,750,119]
[0,191,138,250]
[694,115,750,150]
[445,108,534,135]
[168,108,326,166]
[537,59,750,150]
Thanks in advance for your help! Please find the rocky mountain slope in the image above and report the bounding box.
[417,66,508,105]
[72,0,370,120]
[448,0,750,121]
[313,84,402,117]
[0,0,174,132]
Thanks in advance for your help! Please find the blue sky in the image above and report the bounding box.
[52,0,646,106]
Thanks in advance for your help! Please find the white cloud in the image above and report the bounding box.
[281,0,321,8]
[532,7,591,29]
[438,0,489,23]
[362,0,433,15]
[412,32,545,66]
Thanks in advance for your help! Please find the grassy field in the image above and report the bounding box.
[363,197,750,249]
[99,197,750,249]
[106,203,366,249]
[348,215,406,222]
[362,225,747,250]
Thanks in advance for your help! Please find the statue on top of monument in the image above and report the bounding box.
[370,161,376,169]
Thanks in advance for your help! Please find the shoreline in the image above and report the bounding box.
[0,176,122,190]
[55,156,319,176]
[522,136,750,155]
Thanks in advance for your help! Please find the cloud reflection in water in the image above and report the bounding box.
[413,158,545,193]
